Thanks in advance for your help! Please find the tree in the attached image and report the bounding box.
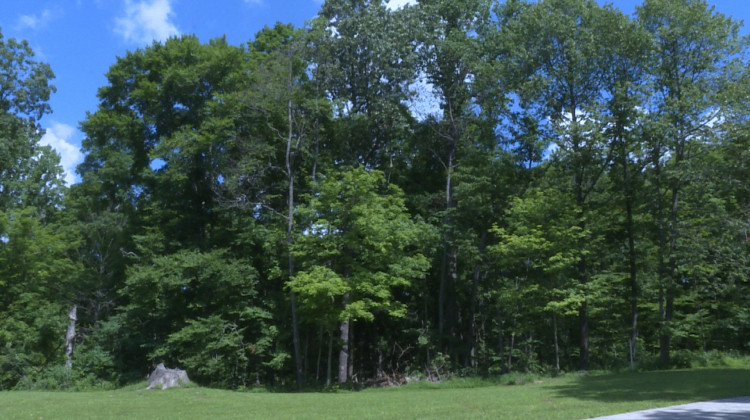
[637,0,743,365]
[409,0,496,362]
[222,23,328,388]
[591,4,652,370]
[289,168,432,384]
[78,35,245,244]
[0,208,77,389]
[120,249,277,388]
[0,29,63,214]
[0,28,79,389]
[310,0,417,171]
[75,35,254,381]
[499,0,626,370]
[490,183,586,373]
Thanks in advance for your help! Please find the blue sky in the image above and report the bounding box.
[0,0,748,185]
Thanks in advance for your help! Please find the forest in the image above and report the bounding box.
[1,0,749,391]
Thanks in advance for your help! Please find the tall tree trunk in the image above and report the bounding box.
[663,282,674,365]
[653,143,670,367]
[497,311,506,374]
[571,105,589,371]
[439,150,456,341]
[327,330,333,387]
[65,305,77,369]
[553,311,560,374]
[290,289,303,387]
[579,298,589,370]
[285,65,303,388]
[348,322,354,382]
[577,202,590,370]
[338,293,351,384]
[468,262,481,368]
[508,308,517,371]
[625,170,639,371]
[316,326,323,383]
[616,131,640,371]
[662,165,681,366]
[468,231,487,368]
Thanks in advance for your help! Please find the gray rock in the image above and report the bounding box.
[146,363,190,390]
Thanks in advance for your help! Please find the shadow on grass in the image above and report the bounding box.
[549,368,750,404]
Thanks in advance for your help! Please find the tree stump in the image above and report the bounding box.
[146,363,191,390]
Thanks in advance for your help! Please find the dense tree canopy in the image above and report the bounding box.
[1,0,749,390]
[0,29,74,390]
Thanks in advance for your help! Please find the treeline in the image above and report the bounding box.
[1,0,749,390]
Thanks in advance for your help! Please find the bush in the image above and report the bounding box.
[15,364,117,391]
[15,365,72,390]
[634,350,750,372]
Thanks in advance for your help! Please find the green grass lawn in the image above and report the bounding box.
[1,368,749,419]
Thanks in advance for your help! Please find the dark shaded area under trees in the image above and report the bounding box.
[1,0,749,390]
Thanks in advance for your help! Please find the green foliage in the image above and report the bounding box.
[0,29,63,214]
[120,249,277,387]
[2,0,750,389]
[291,168,432,323]
[310,0,417,169]
[160,316,254,388]
[0,207,77,389]
[14,363,118,391]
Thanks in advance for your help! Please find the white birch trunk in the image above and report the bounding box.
[65,305,77,368]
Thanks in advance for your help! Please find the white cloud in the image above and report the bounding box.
[115,0,180,45]
[16,9,56,31]
[40,122,83,186]
[386,0,416,10]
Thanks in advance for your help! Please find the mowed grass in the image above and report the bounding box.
[1,368,749,419]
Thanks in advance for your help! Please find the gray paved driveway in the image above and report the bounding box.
[587,397,750,419]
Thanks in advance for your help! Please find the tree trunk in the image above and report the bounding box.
[653,144,670,367]
[65,305,77,369]
[316,325,323,382]
[327,330,333,387]
[620,133,639,371]
[571,107,590,372]
[658,280,669,365]
[303,329,310,376]
[439,149,458,358]
[579,299,589,370]
[338,294,351,384]
[576,207,589,371]
[289,232,303,388]
[663,285,674,366]
[553,311,560,374]
[662,171,681,367]
[497,311,506,374]
[285,64,304,388]
[468,231,487,369]
[627,194,638,371]
[508,321,516,371]
[348,322,354,382]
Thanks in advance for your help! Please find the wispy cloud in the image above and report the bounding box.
[40,122,83,186]
[386,0,416,10]
[114,0,179,45]
[16,9,57,31]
